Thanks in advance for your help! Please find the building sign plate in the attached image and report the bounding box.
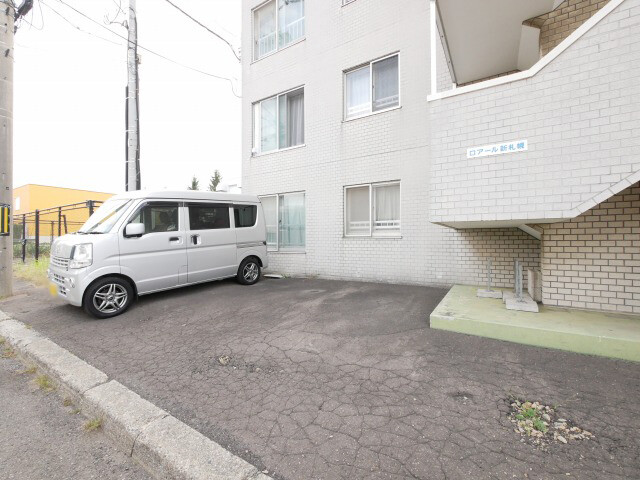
[467,140,528,159]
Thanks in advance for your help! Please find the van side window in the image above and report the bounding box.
[234,206,257,228]
[189,204,230,230]
[131,204,179,233]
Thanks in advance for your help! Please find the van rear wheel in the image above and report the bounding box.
[237,257,261,285]
[83,277,134,319]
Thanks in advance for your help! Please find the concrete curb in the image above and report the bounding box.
[0,314,271,480]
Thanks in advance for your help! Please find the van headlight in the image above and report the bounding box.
[69,243,93,269]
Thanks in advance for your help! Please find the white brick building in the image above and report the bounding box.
[242,0,640,314]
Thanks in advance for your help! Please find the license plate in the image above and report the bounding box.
[48,283,58,297]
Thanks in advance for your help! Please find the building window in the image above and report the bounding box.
[260,192,305,251]
[253,0,305,61]
[253,87,304,154]
[345,54,399,120]
[345,182,400,236]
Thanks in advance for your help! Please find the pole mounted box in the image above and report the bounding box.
[0,204,10,236]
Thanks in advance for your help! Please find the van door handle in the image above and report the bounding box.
[169,236,181,243]
[191,234,201,245]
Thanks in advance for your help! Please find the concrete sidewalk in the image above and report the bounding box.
[0,354,149,480]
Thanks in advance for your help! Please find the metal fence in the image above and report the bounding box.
[12,200,103,262]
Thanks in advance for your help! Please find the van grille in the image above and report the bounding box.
[50,256,70,270]
[51,273,66,286]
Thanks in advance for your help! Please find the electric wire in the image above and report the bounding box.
[160,0,240,63]
[41,0,121,46]
[49,0,241,97]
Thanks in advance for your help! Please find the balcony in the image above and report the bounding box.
[427,0,640,228]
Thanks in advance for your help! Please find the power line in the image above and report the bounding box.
[161,0,240,63]
[41,1,122,46]
[48,0,241,97]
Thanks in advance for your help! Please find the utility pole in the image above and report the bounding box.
[125,0,141,191]
[0,1,15,297]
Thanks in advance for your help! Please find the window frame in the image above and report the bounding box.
[259,191,306,253]
[343,53,401,121]
[252,0,306,62]
[253,86,305,156]
[344,181,401,238]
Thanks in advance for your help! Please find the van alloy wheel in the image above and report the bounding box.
[92,283,128,314]
[243,262,259,283]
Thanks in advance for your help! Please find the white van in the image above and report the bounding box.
[47,191,268,318]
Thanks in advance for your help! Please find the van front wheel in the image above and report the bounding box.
[83,277,134,319]
[237,257,261,286]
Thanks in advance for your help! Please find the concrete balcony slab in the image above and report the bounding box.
[431,285,640,362]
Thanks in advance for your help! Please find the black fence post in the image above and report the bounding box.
[35,210,40,262]
[88,200,95,216]
[63,215,68,234]
[50,221,54,244]
[21,214,26,263]
[58,207,62,237]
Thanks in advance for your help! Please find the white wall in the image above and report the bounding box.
[242,0,459,285]
[430,0,640,225]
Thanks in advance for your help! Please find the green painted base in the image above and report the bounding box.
[431,285,640,362]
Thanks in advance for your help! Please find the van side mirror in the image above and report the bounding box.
[125,223,145,237]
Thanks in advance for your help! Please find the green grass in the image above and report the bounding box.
[533,418,548,433]
[1,347,16,358]
[13,259,50,287]
[35,374,55,392]
[19,365,37,375]
[84,418,102,432]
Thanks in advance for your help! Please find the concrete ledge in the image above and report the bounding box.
[0,318,43,348]
[431,285,640,362]
[0,311,271,480]
[21,338,108,397]
[133,415,263,480]
[83,380,168,455]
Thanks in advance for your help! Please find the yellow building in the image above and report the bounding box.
[13,184,113,238]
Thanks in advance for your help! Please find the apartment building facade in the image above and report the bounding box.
[242,0,640,314]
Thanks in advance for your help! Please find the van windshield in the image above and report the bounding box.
[78,199,133,234]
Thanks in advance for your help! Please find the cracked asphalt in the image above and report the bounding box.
[1,277,639,480]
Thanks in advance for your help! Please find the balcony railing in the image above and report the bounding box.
[257,32,276,59]
[255,17,305,60]
[279,17,305,47]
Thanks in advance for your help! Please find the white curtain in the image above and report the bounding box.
[287,90,304,147]
[374,184,400,231]
[373,55,399,111]
[260,97,277,152]
[261,196,278,248]
[279,193,305,249]
[278,0,305,47]
[346,186,370,235]
[278,89,304,149]
[346,67,370,118]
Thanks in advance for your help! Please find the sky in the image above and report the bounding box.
[13,0,241,194]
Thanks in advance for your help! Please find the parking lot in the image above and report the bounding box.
[2,277,639,480]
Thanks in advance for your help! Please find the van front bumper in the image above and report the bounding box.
[47,267,86,307]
